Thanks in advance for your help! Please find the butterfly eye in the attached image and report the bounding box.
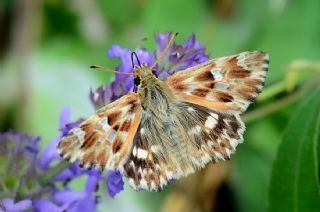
[134,77,141,86]
[152,69,157,77]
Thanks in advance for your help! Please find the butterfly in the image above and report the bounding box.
[57,34,269,191]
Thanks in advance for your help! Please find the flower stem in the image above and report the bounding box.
[39,161,71,185]
[256,81,286,102]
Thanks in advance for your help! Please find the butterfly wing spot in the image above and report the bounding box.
[105,111,121,126]
[210,69,223,80]
[140,127,146,135]
[215,91,234,103]
[106,129,116,142]
[192,88,210,97]
[205,116,218,129]
[228,69,250,78]
[187,106,195,112]
[99,117,111,131]
[172,83,187,92]
[119,120,131,131]
[111,138,123,153]
[137,148,148,159]
[195,70,215,81]
[214,82,229,90]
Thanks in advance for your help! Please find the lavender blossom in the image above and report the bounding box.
[90,32,208,108]
[155,32,209,80]
[0,108,116,211]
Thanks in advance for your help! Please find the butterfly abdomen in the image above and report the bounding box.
[162,117,190,172]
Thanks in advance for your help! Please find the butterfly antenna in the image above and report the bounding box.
[131,52,141,68]
[151,32,178,69]
[90,65,134,76]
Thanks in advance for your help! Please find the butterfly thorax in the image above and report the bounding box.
[134,63,175,114]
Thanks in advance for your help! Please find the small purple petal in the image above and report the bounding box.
[60,119,83,137]
[155,32,171,52]
[54,190,86,204]
[33,200,63,212]
[67,197,96,212]
[53,186,97,212]
[1,198,32,212]
[37,137,60,170]
[59,107,71,129]
[107,171,124,198]
[85,171,101,193]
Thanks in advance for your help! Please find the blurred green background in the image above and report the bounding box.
[0,0,319,211]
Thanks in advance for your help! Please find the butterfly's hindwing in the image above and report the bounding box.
[57,92,141,171]
[166,51,269,113]
[122,102,244,191]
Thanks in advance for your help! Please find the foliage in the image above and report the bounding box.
[269,86,320,212]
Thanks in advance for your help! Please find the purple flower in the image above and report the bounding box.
[155,32,209,80]
[107,170,124,198]
[90,32,208,108]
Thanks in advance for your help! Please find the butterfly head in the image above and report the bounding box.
[131,52,156,86]
[133,63,154,77]
[132,63,157,86]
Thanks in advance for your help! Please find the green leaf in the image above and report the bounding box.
[268,86,320,212]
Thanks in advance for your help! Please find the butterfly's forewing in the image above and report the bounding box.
[122,102,244,191]
[166,51,269,113]
[58,92,141,171]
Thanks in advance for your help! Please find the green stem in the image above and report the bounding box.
[242,75,320,123]
[39,161,71,185]
[257,81,286,102]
